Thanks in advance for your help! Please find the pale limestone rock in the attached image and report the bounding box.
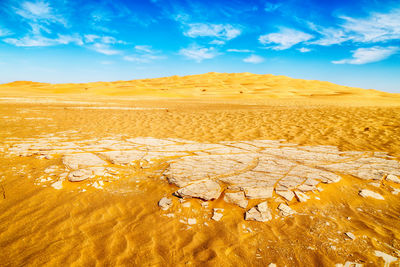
[51,181,63,190]
[224,192,248,208]
[68,169,94,182]
[297,184,316,192]
[165,154,255,187]
[276,190,295,201]
[374,251,397,266]
[345,232,356,240]
[386,174,400,184]
[187,218,197,225]
[245,201,272,222]
[212,209,223,221]
[62,153,106,170]
[244,187,273,199]
[278,203,295,216]
[359,189,384,200]
[294,190,310,202]
[174,179,221,200]
[158,197,172,211]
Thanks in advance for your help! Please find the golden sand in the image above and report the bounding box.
[0,73,400,266]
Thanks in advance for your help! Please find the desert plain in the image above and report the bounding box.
[0,72,400,266]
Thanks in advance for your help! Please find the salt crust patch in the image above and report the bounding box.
[3,134,400,202]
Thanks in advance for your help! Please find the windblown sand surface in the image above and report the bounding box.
[0,73,400,266]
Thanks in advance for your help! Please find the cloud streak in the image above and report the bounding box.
[243,54,264,63]
[179,45,220,62]
[332,46,398,65]
[184,23,242,40]
[259,28,313,50]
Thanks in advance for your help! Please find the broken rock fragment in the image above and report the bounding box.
[345,232,356,240]
[359,189,384,200]
[212,208,224,221]
[245,202,272,222]
[158,197,173,211]
[294,190,310,202]
[62,153,106,170]
[276,190,294,201]
[68,169,94,182]
[174,179,221,201]
[244,187,274,199]
[277,203,296,216]
[223,192,248,208]
[386,174,400,184]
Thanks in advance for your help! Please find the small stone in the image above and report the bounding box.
[188,218,197,225]
[212,209,223,221]
[277,203,296,216]
[245,201,272,222]
[51,181,63,190]
[158,197,173,211]
[345,232,356,240]
[359,189,384,200]
[386,174,400,184]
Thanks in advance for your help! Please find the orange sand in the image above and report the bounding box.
[0,73,399,266]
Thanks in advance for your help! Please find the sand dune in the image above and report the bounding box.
[1,72,399,105]
[0,73,400,266]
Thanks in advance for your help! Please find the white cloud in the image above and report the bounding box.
[309,26,349,46]
[134,45,155,53]
[179,45,220,62]
[90,43,121,55]
[227,49,253,53]
[243,54,264,64]
[340,8,400,43]
[259,28,313,50]
[209,40,225,45]
[298,47,311,53]
[310,8,400,46]
[184,23,241,40]
[124,45,164,63]
[332,46,398,65]
[4,34,82,47]
[15,1,67,28]
[123,54,163,63]
[84,34,100,43]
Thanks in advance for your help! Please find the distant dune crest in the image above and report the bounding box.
[1,72,399,104]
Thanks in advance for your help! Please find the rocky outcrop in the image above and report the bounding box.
[174,179,222,201]
[62,153,106,170]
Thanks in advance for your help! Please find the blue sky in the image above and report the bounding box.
[0,0,399,93]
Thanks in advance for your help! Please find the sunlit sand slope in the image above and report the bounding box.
[0,73,400,266]
[1,72,399,105]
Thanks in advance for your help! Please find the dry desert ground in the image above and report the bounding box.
[0,72,400,266]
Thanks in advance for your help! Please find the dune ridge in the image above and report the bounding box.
[1,72,399,104]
